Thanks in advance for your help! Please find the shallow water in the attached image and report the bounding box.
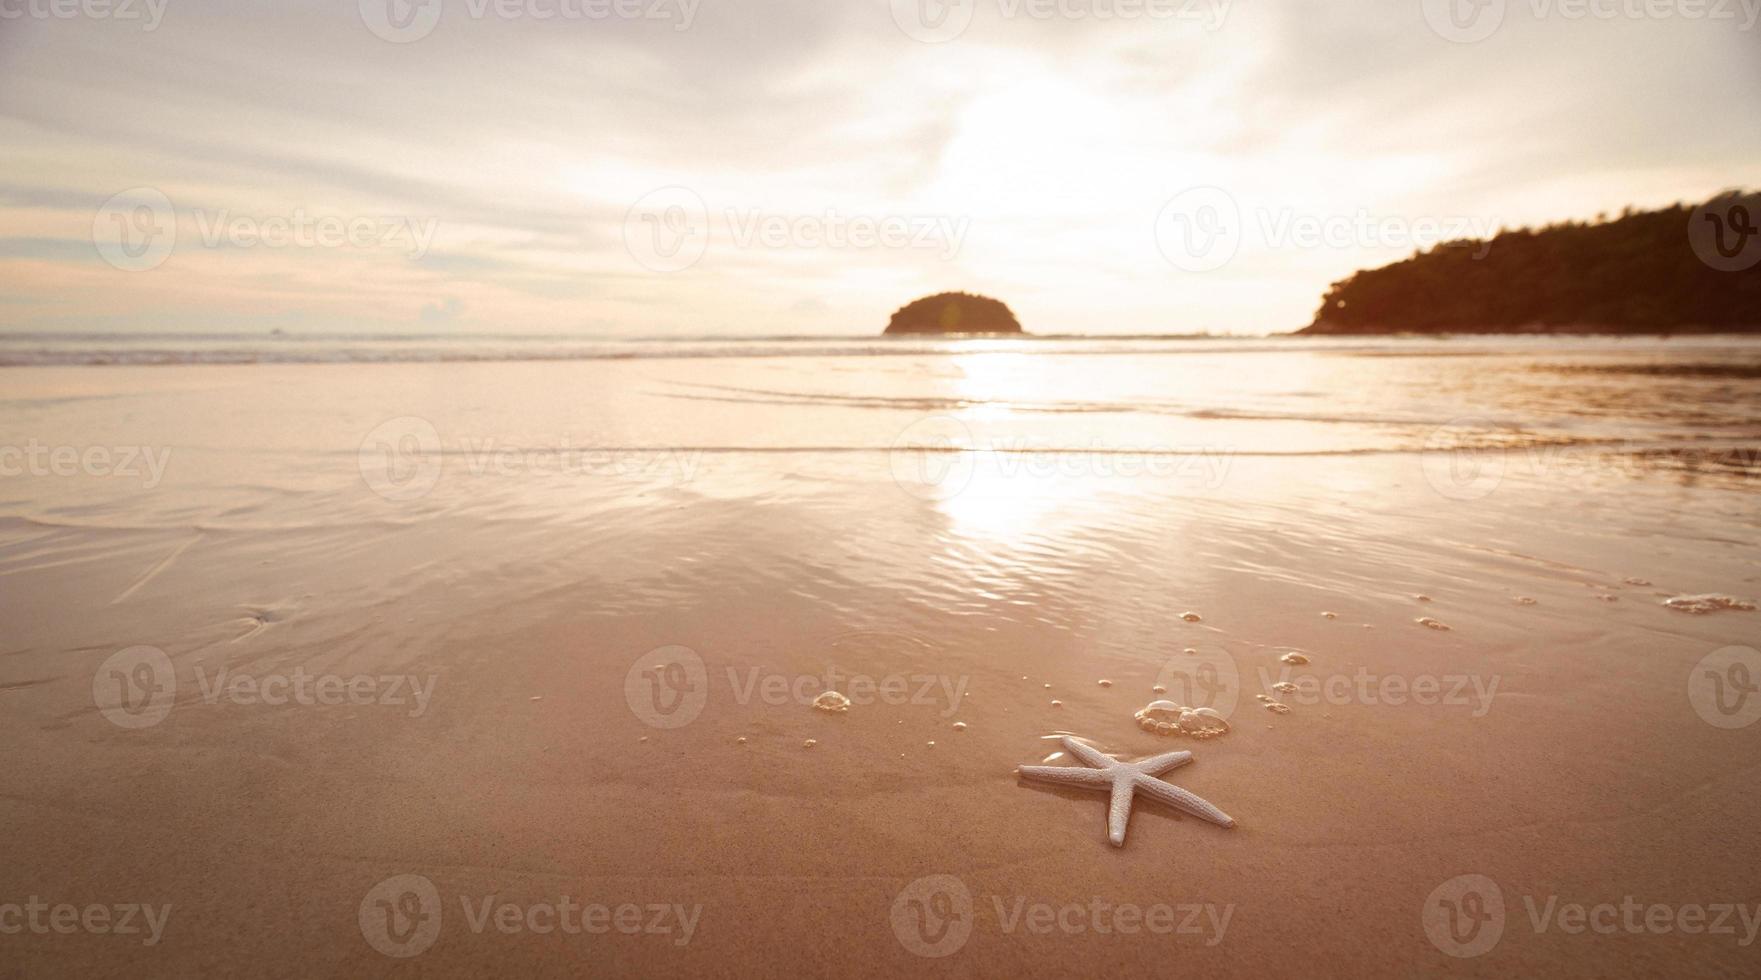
[2,337,1759,976]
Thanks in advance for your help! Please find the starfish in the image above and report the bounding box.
[1017,736,1235,846]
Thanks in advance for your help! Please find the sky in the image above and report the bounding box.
[0,0,1757,337]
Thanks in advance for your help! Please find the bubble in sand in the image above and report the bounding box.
[1624,577,1653,586]
[1415,617,1451,631]
[1134,700,1230,739]
[1271,681,1297,694]
[1280,652,1310,665]
[952,721,967,731]
[1262,701,1292,714]
[927,741,936,748]
[1151,684,1167,694]
[1321,611,1337,619]
[1596,594,1619,603]
[803,739,817,748]
[812,691,852,713]
[1663,594,1757,614]
[1180,612,1202,622]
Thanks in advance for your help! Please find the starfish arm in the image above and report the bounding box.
[1108,774,1135,847]
[1131,750,1194,777]
[1017,765,1111,789]
[1132,773,1236,828]
[1059,736,1114,769]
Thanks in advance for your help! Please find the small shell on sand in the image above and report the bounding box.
[1050,699,1063,708]
[1151,684,1167,694]
[639,736,649,743]
[1043,683,1052,689]
[951,722,967,731]
[1097,679,1112,688]
[926,741,936,748]
[803,739,817,748]
[1263,701,1292,714]
[1515,596,1537,605]
[1624,577,1653,586]
[736,736,748,744]
[1662,594,1757,614]
[812,691,852,713]
[1280,652,1310,665]
[1135,700,1230,739]
[1415,594,1433,603]
[1321,611,1337,619]
[1180,612,1202,622]
[1415,617,1452,631]
[1271,681,1297,694]
[1596,594,1619,603]
[1183,648,1198,656]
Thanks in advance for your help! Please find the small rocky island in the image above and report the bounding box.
[884,292,1025,336]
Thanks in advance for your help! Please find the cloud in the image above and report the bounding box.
[0,0,1757,334]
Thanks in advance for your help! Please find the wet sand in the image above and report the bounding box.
[2,348,1759,977]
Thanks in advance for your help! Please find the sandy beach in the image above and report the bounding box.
[1,337,1758,976]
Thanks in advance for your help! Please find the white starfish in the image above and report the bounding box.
[1017,736,1236,846]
